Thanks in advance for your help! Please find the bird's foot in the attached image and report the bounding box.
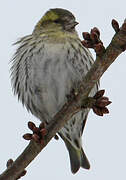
[81,90,112,116]
[23,121,47,145]
[7,159,27,180]
[81,27,105,56]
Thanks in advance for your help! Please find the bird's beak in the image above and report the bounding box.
[65,21,79,30]
[74,21,79,26]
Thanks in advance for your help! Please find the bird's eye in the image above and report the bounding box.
[54,19,61,24]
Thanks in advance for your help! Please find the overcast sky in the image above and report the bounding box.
[1,0,126,180]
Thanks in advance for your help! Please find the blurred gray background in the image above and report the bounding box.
[0,0,126,179]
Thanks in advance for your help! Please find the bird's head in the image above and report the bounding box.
[33,8,79,34]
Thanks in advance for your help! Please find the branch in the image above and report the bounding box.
[0,19,126,180]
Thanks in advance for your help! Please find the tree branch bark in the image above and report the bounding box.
[0,19,126,180]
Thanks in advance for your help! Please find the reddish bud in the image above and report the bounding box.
[82,32,91,40]
[28,121,36,131]
[93,106,103,116]
[100,96,109,101]
[96,99,112,107]
[112,19,120,33]
[23,133,32,140]
[40,129,47,136]
[33,127,40,133]
[94,90,105,99]
[90,32,99,43]
[81,40,89,48]
[101,107,109,114]
[92,27,100,37]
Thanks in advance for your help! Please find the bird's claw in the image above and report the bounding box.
[92,90,112,116]
[23,121,47,145]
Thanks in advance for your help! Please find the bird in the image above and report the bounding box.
[11,8,98,173]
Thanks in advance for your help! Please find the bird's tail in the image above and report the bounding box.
[65,139,90,174]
